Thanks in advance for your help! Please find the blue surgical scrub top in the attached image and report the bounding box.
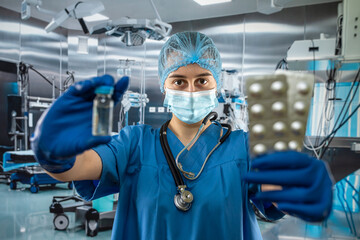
[74,123,263,240]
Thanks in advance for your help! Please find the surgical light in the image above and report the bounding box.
[193,0,231,6]
[90,0,172,47]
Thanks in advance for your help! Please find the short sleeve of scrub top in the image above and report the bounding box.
[73,125,138,200]
[74,124,281,240]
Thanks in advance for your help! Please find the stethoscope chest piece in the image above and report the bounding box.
[174,185,193,211]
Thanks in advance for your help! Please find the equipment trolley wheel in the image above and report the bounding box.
[30,184,39,193]
[53,213,69,231]
[9,181,17,190]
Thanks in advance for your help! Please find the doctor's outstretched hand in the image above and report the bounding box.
[244,151,334,222]
[31,75,129,173]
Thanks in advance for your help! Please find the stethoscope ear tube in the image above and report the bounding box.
[201,112,218,125]
[219,123,232,143]
[160,120,184,187]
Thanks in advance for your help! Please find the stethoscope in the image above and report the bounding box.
[160,112,232,212]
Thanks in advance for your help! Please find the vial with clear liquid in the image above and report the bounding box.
[92,86,114,136]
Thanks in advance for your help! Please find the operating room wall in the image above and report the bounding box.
[96,2,338,128]
[68,30,98,81]
[0,6,68,147]
[0,2,340,135]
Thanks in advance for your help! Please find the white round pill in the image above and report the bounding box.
[296,81,309,95]
[273,121,287,134]
[251,104,265,117]
[271,81,286,94]
[274,141,287,151]
[253,144,267,155]
[271,101,286,115]
[252,124,266,138]
[288,140,300,150]
[249,83,263,97]
[291,121,303,134]
[294,101,306,114]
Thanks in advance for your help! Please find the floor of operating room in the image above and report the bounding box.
[0,181,358,240]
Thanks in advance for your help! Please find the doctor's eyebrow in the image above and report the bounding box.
[168,72,213,78]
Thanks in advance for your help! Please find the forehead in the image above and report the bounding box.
[169,64,213,77]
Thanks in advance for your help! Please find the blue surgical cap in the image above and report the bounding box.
[158,31,222,92]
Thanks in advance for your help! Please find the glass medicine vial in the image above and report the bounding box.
[92,86,114,136]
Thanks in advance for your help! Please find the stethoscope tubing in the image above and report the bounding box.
[160,120,185,187]
[160,112,232,211]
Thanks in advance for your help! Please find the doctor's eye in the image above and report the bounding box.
[196,78,208,85]
[173,79,185,86]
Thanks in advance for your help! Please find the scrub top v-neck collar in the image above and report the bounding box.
[165,123,222,176]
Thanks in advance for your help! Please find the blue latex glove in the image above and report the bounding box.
[31,75,129,173]
[243,151,333,222]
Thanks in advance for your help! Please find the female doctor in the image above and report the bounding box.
[31,32,333,240]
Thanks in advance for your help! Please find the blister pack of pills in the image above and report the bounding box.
[245,71,314,157]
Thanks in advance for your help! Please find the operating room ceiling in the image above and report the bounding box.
[0,0,340,30]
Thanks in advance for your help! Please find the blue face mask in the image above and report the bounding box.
[163,88,219,124]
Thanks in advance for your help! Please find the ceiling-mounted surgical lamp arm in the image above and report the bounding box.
[149,0,162,22]
[151,18,172,37]
[35,5,56,15]
[105,25,120,36]
[44,1,105,33]
[45,8,70,32]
